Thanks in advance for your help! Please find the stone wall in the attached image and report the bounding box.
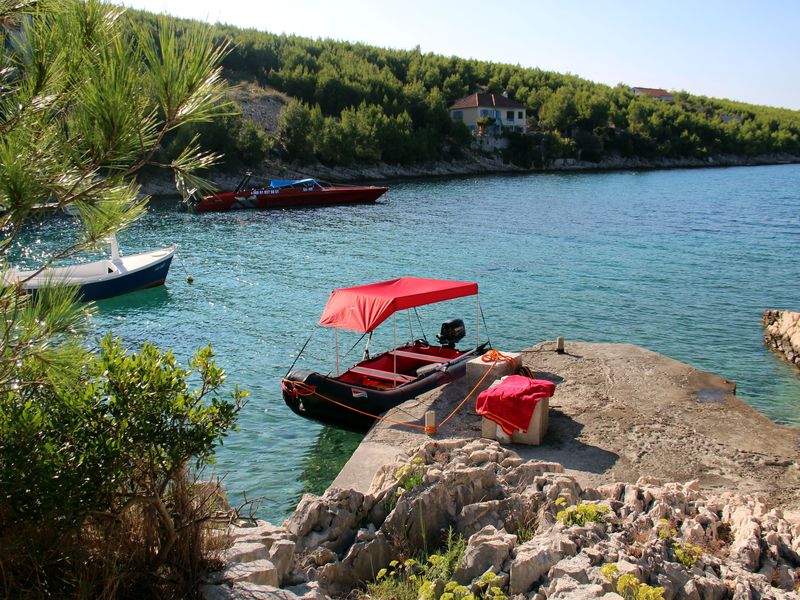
[762,310,800,368]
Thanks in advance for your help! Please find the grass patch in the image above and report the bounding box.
[361,529,506,600]
[385,457,426,514]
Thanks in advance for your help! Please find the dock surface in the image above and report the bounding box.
[332,341,800,508]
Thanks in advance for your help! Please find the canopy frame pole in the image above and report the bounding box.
[363,331,372,361]
[335,330,339,376]
[476,295,480,349]
[393,314,397,386]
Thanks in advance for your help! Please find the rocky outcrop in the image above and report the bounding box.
[201,439,800,599]
[762,310,800,368]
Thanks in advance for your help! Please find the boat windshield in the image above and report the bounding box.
[268,179,319,189]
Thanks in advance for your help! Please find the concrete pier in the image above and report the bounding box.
[331,340,800,509]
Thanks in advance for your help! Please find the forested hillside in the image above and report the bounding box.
[131,10,800,169]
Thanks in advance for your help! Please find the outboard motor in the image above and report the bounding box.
[436,318,466,349]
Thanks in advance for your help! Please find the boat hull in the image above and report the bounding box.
[74,254,173,301]
[195,185,387,212]
[282,345,487,433]
[18,247,175,302]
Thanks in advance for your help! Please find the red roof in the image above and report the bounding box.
[319,277,478,333]
[632,87,673,98]
[449,92,526,111]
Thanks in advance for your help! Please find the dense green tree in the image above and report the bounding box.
[0,1,243,596]
[539,86,578,134]
[278,99,320,161]
[443,73,468,103]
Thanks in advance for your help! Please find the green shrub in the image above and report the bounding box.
[673,542,703,568]
[396,457,426,490]
[386,456,426,513]
[603,565,665,600]
[600,563,619,580]
[0,3,238,595]
[617,574,665,600]
[556,501,610,527]
[656,518,677,540]
[0,334,246,597]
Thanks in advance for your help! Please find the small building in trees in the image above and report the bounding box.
[631,87,674,102]
[448,92,527,134]
[719,113,743,124]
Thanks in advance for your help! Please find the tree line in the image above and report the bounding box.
[130,11,800,169]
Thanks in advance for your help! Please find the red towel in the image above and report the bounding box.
[475,375,555,435]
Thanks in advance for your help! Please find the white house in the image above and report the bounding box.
[448,92,527,134]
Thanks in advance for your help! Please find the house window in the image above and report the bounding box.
[452,110,463,121]
[480,109,490,116]
[506,110,514,120]
[518,111,523,119]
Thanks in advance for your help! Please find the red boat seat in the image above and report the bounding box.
[348,365,416,384]
[390,349,449,363]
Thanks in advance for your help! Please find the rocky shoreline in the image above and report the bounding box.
[138,152,800,196]
[203,439,800,599]
[762,310,800,369]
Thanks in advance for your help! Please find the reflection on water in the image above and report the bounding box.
[296,426,363,499]
[96,284,173,315]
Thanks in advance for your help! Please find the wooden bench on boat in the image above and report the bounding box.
[348,365,416,384]
[389,349,450,363]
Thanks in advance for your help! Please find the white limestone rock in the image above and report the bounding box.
[222,559,279,587]
[201,581,303,600]
[453,525,517,584]
[509,533,574,594]
[268,539,296,585]
[548,553,594,584]
[221,541,268,564]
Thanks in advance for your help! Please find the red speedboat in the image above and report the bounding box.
[282,277,490,432]
[190,174,387,212]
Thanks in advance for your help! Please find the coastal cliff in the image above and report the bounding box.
[762,310,800,369]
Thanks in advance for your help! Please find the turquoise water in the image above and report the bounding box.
[15,164,800,521]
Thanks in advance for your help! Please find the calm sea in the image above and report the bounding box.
[15,164,800,521]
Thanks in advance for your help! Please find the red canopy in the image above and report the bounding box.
[319,277,478,333]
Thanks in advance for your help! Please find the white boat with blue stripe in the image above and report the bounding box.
[5,237,176,301]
